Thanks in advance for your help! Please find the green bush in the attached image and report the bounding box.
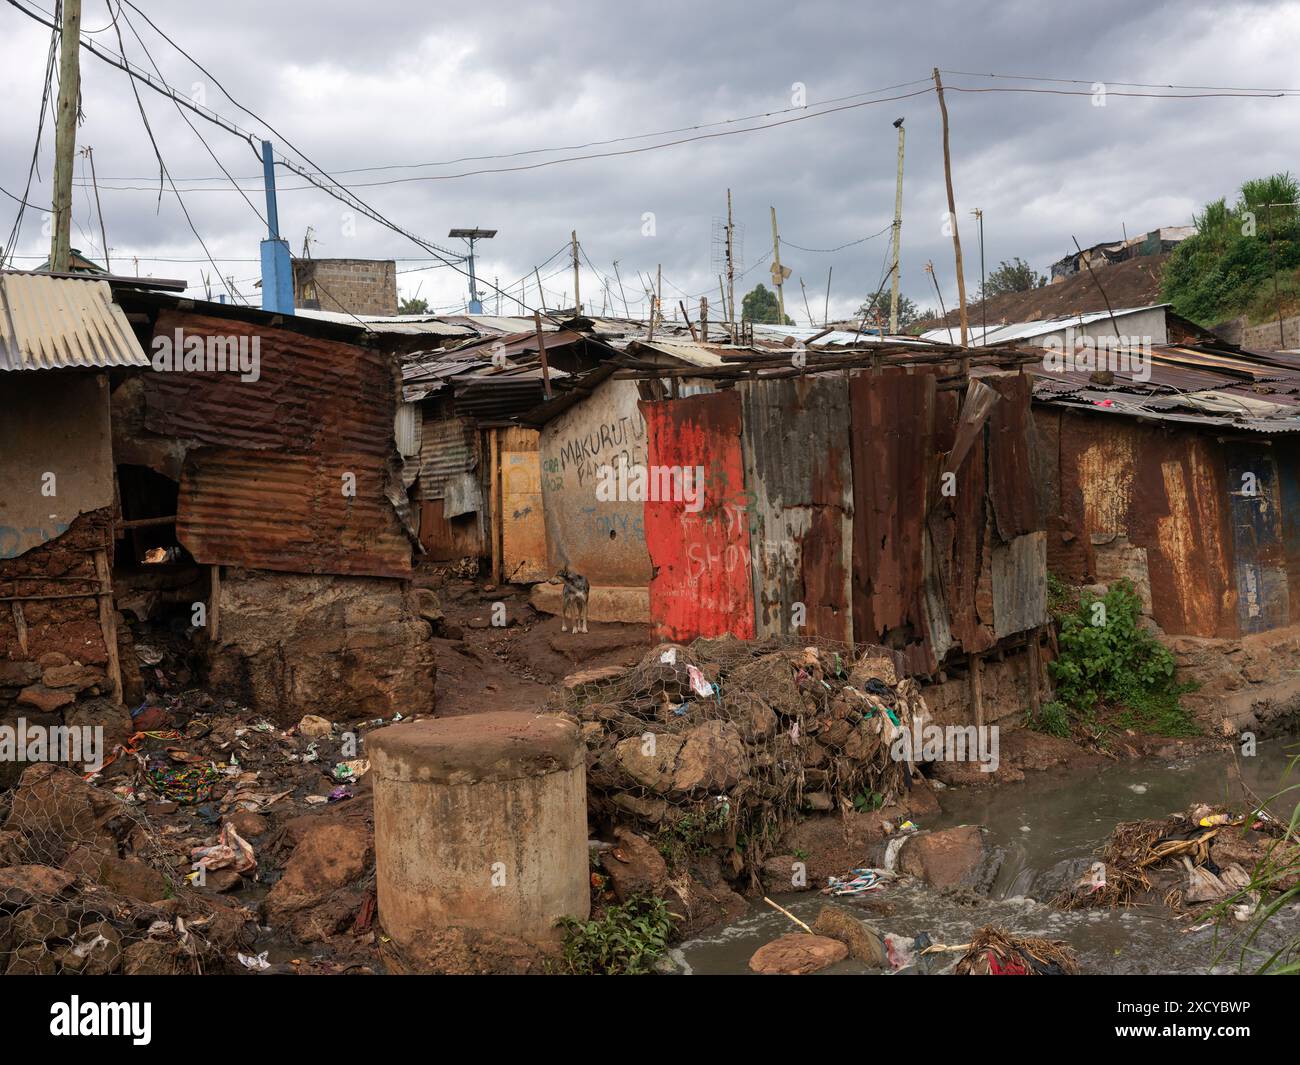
[1048,580,1197,736]
[556,894,673,975]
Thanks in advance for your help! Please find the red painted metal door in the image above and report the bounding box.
[641,392,755,641]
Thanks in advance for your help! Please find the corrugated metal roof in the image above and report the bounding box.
[920,305,1168,347]
[0,271,149,372]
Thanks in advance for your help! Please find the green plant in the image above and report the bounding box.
[852,789,885,812]
[556,894,673,975]
[654,802,730,862]
[1029,699,1071,739]
[1048,579,1198,736]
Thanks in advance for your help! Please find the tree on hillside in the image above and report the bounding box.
[978,257,1046,300]
[741,283,794,325]
[856,291,925,330]
[1162,172,1300,325]
[399,296,430,315]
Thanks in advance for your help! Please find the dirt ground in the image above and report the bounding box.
[426,577,654,717]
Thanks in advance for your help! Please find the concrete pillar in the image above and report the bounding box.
[368,711,588,953]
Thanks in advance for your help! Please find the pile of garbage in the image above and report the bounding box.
[1054,802,1298,914]
[553,635,931,877]
[952,925,1079,975]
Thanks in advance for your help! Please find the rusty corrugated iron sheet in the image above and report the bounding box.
[0,272,149,372]
[985,373,1040,540]
[1050,409,1238,637]
[144,311,396,454]
[849,368,934,654]
[1225,443,1289,633]
[740,377,852,643]
[416,417,478,502]
[177,448,412,578]
[642,392,755,642]
[142,310,411,579]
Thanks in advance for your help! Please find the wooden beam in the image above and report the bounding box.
[94,548,123,703]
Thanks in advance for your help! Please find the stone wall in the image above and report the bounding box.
[1165,624,1300,735]
[205,568,436,724]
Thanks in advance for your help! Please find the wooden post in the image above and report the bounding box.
[209,564,221,643]
[700,296,709,342]
[933,68,969,347]
[770,206,787,323]
[571,230,581,314]
[489,429,502,585]
[50,0,83,273]
[11,603,28,655]
[533,310,552,399]
[680,301,699,341]
[1027,632,1042,724]
[970,652,984,729]
[93,548,123,703]
[534,267,546,312]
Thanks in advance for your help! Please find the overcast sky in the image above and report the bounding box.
[2,0,1298,321]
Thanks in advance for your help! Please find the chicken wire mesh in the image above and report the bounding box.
[547,633,930,885]
[0,763,252,975]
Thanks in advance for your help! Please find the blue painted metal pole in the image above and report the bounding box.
[466,237,482,314]
[259,139,294,314]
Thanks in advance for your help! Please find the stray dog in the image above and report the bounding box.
[550,567,590,633]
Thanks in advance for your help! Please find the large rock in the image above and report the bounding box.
[63,847,168,903]
[612,733,685,793]
[40,663,107,692]
[0,865,77,911]
[812,904,885,966]
[749,933,848,975]
[65,698,135,756]
[3,764,119,865]
[16,685,75,713]
[670,720,748,793]
[266,820,370,915]
[728,654,802,717]
[599,828,668,902]
[898,825,988,889]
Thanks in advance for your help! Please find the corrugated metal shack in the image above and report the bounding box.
[0,272,156,733]
[609,338,1048,677]
[1033,340,1300,638]
[2,269,443,725]
[400,323,624,583]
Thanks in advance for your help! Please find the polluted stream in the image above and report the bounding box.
[675,735,1300,975]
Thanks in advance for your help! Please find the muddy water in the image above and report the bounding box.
[675,736,1300,975]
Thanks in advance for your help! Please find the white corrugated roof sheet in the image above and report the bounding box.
[0,271,149,372]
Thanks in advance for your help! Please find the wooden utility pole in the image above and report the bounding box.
[534,267,547,312]
[932,68,969,346]
[888,118,906,334]
[612,260,630,317]
[571,230,581,314]
[823,267,833,328]
[533,310,552,399]
[799,278,814,327]
[700,296,708,341]
[769,206,789,323]
[656,263,662,330]
[50,0,83,274]
[725,188,736,326]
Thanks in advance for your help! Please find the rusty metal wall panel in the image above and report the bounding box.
[849,369,935,650]
[417,416,478,502]
[991,530,1048,637]
[1274,439,1300,623]
[144,311,395,456]
[178,449,412,578]
[1225,443,1289,633]
[642,392,755,642]
[418,500,483,560]
[740,377,852,644]
[985,373,1039,540]
[1056,411,1238,638]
